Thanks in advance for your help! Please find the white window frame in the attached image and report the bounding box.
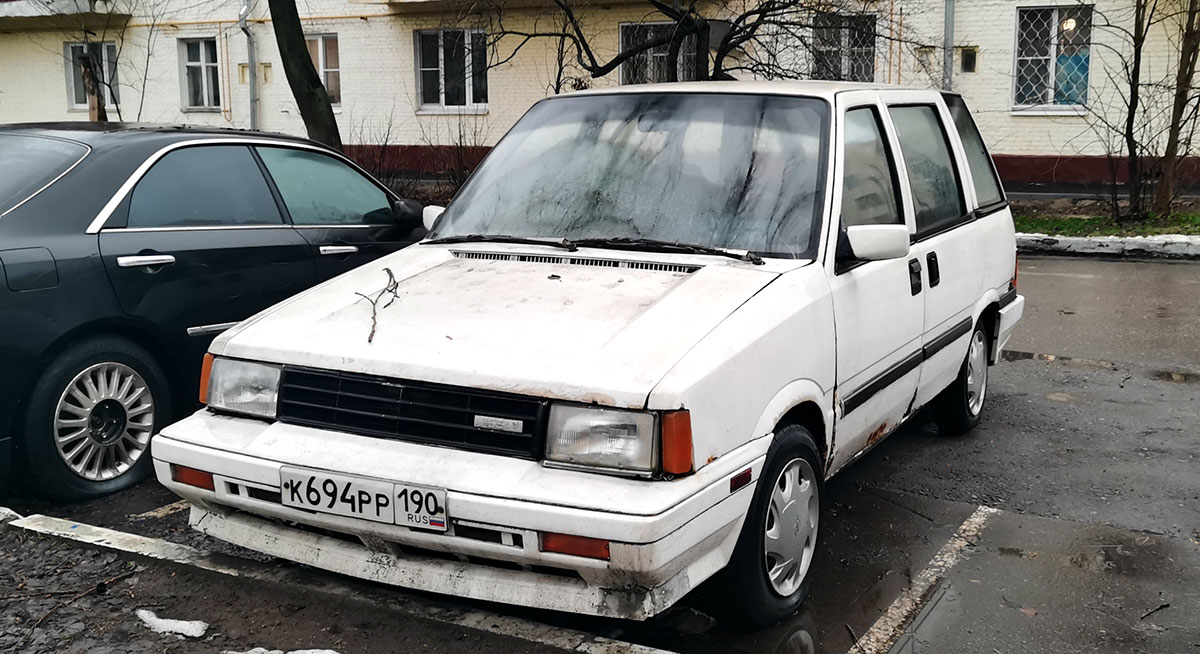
[414,29,488,113]
[618,22,698,85]
[65,42,118,110]
[812,13,877,83]
[1011,5,1092,112]
[305,33,340,106]
[180,37,220,110]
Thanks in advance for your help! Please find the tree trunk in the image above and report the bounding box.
[1152,0,1200,215]
[80,52,108,122]
[268,0,342,149]
[1123,0,1148,220]
[693,20,710,80]
[665,29,682,82]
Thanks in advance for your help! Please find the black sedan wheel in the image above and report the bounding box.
[22,337,170,500]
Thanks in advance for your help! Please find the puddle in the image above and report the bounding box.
[1152,370,1200,383]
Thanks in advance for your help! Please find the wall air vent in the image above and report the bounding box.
[452,250,700,274]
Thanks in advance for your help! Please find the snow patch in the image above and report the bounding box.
[136,609,209,638]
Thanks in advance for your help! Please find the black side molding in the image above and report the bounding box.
[843,316,974,416]
[999,288,1018,309]
[843,351,923,415]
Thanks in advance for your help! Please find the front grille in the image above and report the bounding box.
[276,367,548,459]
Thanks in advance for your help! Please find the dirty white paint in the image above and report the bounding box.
[7,513,674,654]
[849,505,1001,654]
[129,500,191,520]
[136,609,209,638]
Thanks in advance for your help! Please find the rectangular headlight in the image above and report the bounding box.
[206,357,281,420]
[545,405,656,475]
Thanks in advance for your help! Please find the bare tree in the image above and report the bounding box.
[268,0,341,149]
[1153,0,1200,214]
[473,0,922,85]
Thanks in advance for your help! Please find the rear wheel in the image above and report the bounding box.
[934,325,989,436]
[711,424,823,628]
[21,337,170,501]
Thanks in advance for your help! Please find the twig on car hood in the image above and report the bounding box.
[354,267,400,343]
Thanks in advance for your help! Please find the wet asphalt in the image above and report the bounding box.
[3,255,1199,653]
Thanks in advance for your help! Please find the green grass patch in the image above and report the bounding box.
[1013,213,1200,237]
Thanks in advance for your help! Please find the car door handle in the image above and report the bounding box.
[319,245,359,256]
[117,254,175,268]
[927,252,941,287]
[908,258,923,296]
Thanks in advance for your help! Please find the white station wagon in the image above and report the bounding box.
[154,81,1024,626]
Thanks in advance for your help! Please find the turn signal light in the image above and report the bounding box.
[661,410,693,475]
[171,464,215,491]
[199,353,214,404]
[540,532,611,560]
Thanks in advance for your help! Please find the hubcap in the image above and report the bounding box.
[966,330,988,416]
[53,362,154,482]
[763,457,819,597]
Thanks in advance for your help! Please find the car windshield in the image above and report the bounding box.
[431,93,830,259]
[0,134,89,216]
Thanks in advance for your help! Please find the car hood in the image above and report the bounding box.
[214,246,787,408]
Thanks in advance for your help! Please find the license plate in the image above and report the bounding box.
[279,467,448,532]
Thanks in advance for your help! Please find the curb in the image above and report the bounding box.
[1016,232,1200,260]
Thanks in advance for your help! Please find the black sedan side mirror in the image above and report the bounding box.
[392,198,423,227]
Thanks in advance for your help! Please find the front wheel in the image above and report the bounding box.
[710,424,824,628]
[934,325,989,436]
[20,336,171,501]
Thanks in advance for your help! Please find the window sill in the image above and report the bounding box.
[1009,105,1088,117]
[415,105,489,116]
[182,106,222,113]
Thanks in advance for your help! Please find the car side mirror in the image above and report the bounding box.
[423,205,445,231]
[392,198,423,227]
[845,224,910,261]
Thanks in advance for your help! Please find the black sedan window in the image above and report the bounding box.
[0,134,89,216]
[126,145,282,228]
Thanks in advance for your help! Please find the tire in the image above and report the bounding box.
[709,424,824,628]
[933,324,990,436]
[20,336,171,501]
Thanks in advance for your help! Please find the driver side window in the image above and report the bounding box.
[256,147,391,225]
[840,107,903,228]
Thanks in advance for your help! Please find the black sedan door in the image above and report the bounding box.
[255,145,424,281]
[98,144,316,371]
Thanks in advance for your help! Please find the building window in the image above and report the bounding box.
[960,47,978,73]
[182,38,220,109]
[306,34,340,105]
[813,14,876,82]
[67,42,118,109]
[619,23,698,85]
[1014,6,1091,107]
[416,29,487,108]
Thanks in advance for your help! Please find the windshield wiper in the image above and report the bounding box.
[572,237,764,265]
[423,234,578,251]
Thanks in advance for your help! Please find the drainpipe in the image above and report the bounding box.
[238,3,259,130]
[942,0,955,90]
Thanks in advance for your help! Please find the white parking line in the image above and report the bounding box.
[849,505,1001,654]
[4,512,674,654]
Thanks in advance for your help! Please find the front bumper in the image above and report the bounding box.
[152,412,769,619]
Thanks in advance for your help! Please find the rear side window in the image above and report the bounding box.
[126,145,281,228]
[943,94,1005,208]
[0,134,89,216]
[256,147,391,225]
[888,105,966,237]
[841,107,902,227]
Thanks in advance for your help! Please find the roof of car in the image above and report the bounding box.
[564,80,934,99]
[0,122,318,148]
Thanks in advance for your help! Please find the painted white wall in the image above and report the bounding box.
[0,0,1183,159]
